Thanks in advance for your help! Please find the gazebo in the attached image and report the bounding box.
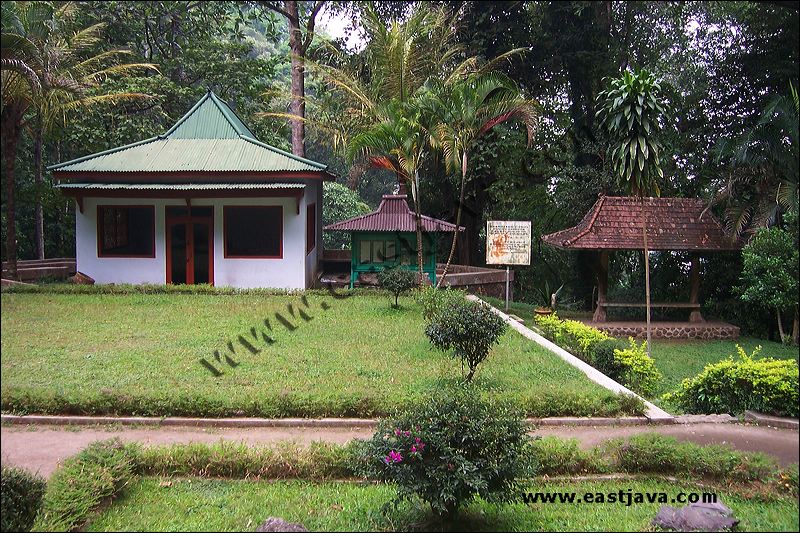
[324,193,463,287]
[541,196,742,338]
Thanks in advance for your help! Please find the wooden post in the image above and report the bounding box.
[688,253,705,323]
[593,250,609,322]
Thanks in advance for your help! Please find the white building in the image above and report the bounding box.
[49,91,332,289]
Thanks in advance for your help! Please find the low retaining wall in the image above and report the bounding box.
[587,321,740,340]
[2,258,76,282]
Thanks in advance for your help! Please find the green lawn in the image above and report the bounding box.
[85,477,800,532]
[0,292,639,418]
[651,337,799,396]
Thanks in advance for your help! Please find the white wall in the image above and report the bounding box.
[75,195,310,289]
[303,180,323,288]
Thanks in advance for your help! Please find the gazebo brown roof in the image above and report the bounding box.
[325,194,463,233]
[541,196,741,251]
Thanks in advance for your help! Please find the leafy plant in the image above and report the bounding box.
[425,300,507,381]
[591,338,630,380]
[377,267,417,308]
[738,223,799,344]
[1,466,46,532]
[34,439,137,532]
[612,338,662,397]
[357,386,532,521]
[417,286,467,322]
[664,345,799,417]
[322,182,371,249]
[532,280,565,309]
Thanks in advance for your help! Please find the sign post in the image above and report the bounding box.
[486,220,532,312]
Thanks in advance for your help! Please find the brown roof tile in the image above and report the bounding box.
[324,194,463,233]
[541,196,742,251]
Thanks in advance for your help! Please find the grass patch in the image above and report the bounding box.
[1,292,640,418]
[651,337,799,398]
[84,477,800,532]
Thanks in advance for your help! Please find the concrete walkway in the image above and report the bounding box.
[2,422,797,478]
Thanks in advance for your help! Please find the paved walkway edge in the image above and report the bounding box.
[745,410,799,430]
[466,295,674,423]
[1,414,670,428]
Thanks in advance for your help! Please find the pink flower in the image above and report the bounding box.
[411,445,417,452]
[394,429,402,436]
[384,450,403,464]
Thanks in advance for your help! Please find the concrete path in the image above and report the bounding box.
[2,422,797,479]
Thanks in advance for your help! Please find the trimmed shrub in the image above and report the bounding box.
[417,286,466,322]
[533,314,660,396]
[425,300,507,381]
[532,313,610,362]
[664,345,799,417]
[530,436,609,476]
[135,440,355,480]
[612,433,776,483]
[377,267,417,307]
[357,386,533,521]
[613,338,662,397]
[1,466,46,532]
[34,439,137,532]
[591,338,629,380]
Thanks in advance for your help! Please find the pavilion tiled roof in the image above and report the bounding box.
[324,194,463,233]
[541,196,741,251]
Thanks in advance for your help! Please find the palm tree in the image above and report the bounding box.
[597,69,668,357]
[347,99,430,284]
[424,73,540,286]
[712,82,799,237]
[2,1,155,266]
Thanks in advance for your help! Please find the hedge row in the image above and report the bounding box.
[533,313,661,396]
[2,282,362,296]
[10,434,798,532]
[1,466,46,532]
[664,345,799,417]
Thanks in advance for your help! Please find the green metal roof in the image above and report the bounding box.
[49,91,329,175]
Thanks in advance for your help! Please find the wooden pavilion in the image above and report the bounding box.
[324,193,463,287]
[542,196,742,338]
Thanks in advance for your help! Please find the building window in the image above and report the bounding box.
[306,203,316,255]
[97,205,155,257]
[224,206,282,258]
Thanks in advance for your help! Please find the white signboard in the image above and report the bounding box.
[486,220,531,266]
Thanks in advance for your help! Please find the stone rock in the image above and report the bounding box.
[652,501,739,532]
[254,517,308,532]
[68,271,95,285]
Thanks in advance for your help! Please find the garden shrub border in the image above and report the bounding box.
[532,313,661,397]
[1,465,46,533]
[27,433,799,531]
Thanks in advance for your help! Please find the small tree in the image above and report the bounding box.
[377,267,417,308]
[358,386,532,522]
[425,301,507,381]
[739,224,799,344]
[322,182,370,249]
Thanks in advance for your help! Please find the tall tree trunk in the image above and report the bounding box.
[411,172,425,287]
[1,105,23,280]
[776,308,787,343]
[34,126,45,260]
[641,197,652,357]
[286,0,305,157]
[792,305,799,346]
[437,151,467,288]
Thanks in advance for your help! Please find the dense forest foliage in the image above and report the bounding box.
[2,1,798,339]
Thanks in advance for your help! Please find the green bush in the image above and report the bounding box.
[34,439,137,532]
[135,441,355,480]
[612,433,777,483]
[591,338,629,380]
[322,182,371,249]
[664,345,799,417]
[425,300,507,381]
[377,267,417,307]
[357,386,533,521]
[532,313,610,362]
[613,338,662,397]
[417,286,466,322]
[530,436,609,476]
[1,466,46,533]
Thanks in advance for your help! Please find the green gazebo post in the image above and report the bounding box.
[324,193,462,288]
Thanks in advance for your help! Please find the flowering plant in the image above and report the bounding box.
[357,385,533,521]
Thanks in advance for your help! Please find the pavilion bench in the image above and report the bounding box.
[596,301,704,322]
